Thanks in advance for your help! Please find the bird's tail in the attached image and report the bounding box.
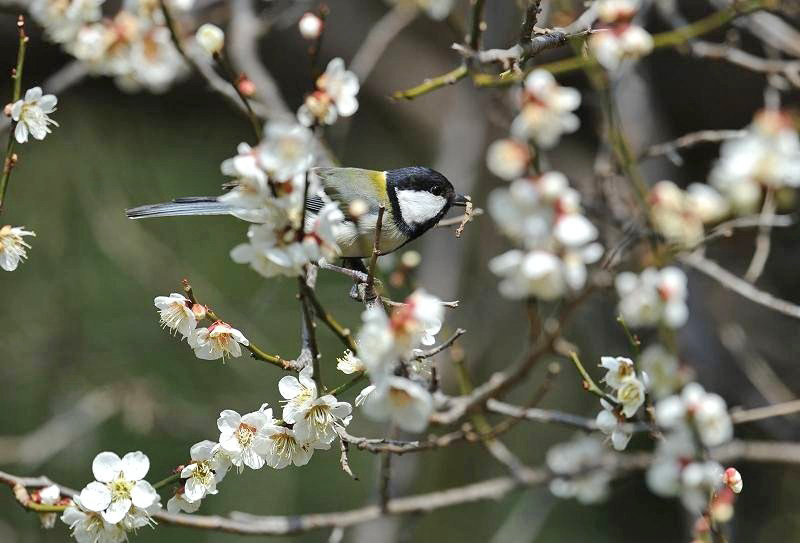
[125,197,233,219]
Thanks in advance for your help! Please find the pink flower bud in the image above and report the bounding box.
[191,304,207,320]
[723,467,742,493]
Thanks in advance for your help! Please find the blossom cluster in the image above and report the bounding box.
[594,356,646,450]
[63,451,160,543]
[154,292,249,360]
[648,180,729,247]
[169,382,351,513]
[30,0,187,93]
[546,434,611,504]
[488,171,603,300]
[347,289,444,432]
[298,58,360,127]
[648,383,739,513]
[615,266,689,329]
[487,70,581,175]
[710,109,800,214]
[588,0,654,70]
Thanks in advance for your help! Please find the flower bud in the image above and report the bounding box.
[191,303,207,321]
[237,76,256,97]
[196,23,225,55]
[3,103,11,117]
[298,12,323,40]
[723,467,743,493]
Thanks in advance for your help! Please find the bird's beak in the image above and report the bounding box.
[452,193,471,207]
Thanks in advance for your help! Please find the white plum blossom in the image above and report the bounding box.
[640,344,685,399]
[230,203,344,278]
[258,121,315,182]
[195,23,224,55]
[599,356,635,389]
[647,383,736,512]
[616,267,688,329]
[77,451,158,525]
[263,425,315,469]
[649,181,729,247]
[61,497,128,543]
[355,289,444,380]
[279,367,352,446]
[488,173,603,300]
[166,491,201,514]
[362,376,434,433]
[217,407,274,471]
[30,0,105,44]
[511,70,581,148]
[595,408,632,451]
[710,109,800,214]
[153,293,196,338]
[546,435,610,504]
[655,383,733,448]
[0,225,35,271]
[337,350,365,374]
[10,87,59,143]
[589,0,653,70]
[58,6,187,93]
[490,249,567,300]
[178,440,227,504]
[616,376,646,418]
[188,321,249,361]
[486,138,531,180]
[594,355,647,450]
[298,58,359,126]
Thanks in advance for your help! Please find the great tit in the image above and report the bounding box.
[126,166,470,258]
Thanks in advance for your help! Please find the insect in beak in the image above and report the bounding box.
[452,193,470,207]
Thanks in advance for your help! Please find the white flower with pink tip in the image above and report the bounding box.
[188,321,249,360]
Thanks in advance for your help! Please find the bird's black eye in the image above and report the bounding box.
[430,185,442,196]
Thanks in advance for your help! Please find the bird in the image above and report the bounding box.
[126,166,470,259]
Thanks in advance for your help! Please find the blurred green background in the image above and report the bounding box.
[2,1,800,542]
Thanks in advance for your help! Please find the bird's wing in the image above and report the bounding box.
[312,167,389,212]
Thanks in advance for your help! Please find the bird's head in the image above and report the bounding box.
[385,167,469,239]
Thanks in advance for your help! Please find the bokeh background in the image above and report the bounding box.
[2,1,800,542]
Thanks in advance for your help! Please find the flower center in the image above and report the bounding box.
[389,387,413,407]
[109,476,134,501]
[236,423,257,447]
[192,461,214,485]
[270,431,299,459]
[304,404,334,438]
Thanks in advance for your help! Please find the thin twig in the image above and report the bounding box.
[642,129,746,161]
[4,439,799,535]
[680,251,800,320]
[413,328,466,360]
[0,15,27,214]
[744,187,776,282]
[364,205,385,306]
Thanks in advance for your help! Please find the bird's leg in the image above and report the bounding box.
[342,258,369,301]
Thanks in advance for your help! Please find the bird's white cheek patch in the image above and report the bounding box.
[395,189,447,225]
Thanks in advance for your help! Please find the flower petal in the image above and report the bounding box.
[78,482,112,512]
[92,452,122,483]
[121,451,150,481]
[101,497,131,524]
[130,480,157,508]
